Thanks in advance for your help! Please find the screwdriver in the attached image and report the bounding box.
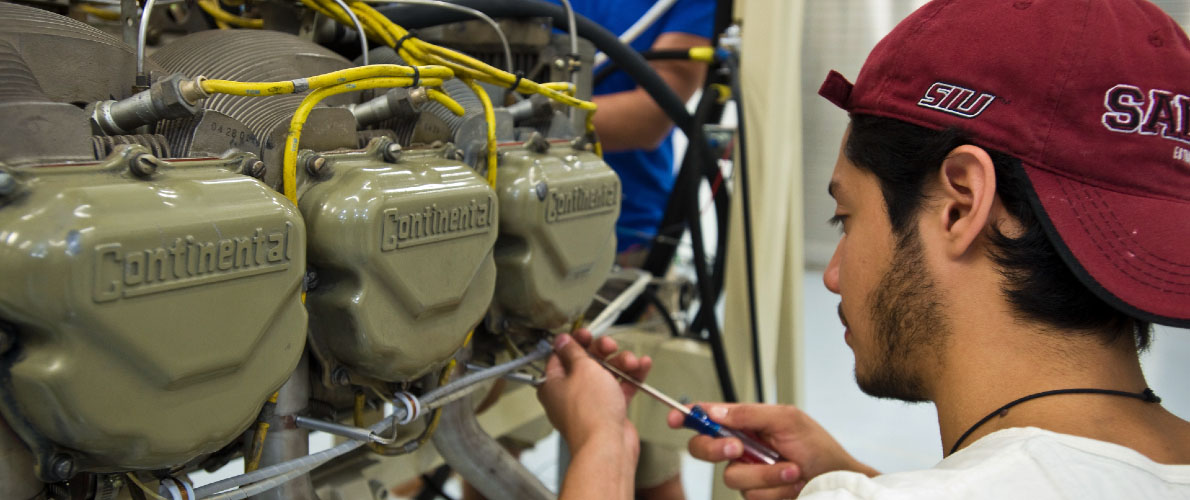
[595,358,783,465]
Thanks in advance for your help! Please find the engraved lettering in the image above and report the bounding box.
[545,181,621,223]
[93,243,122,303]
[380,196,494,250]
[91,224,294,303]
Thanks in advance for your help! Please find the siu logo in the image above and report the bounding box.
[917,82,996,118]
[1101,84,1190,145]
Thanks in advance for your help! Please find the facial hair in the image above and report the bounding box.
[854,230,949,403]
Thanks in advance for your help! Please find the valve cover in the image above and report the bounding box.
[300,143,498,382]
[0,147,306,472]
[491,141,620,330]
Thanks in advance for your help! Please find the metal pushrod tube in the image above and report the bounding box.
[196,344,552,499]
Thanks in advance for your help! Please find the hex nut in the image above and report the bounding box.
[151,74,202,119]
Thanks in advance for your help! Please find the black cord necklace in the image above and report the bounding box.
[948,387,1161,456]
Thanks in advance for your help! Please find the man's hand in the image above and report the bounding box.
[537,329,652,500]
[667,403,879,499]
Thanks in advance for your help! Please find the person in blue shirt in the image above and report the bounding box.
[561,0,716,263]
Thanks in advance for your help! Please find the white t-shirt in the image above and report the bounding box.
[801,427,1190,499]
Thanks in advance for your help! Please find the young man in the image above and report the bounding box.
[538,0,1190,498]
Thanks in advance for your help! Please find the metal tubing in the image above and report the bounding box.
[251,354,316,500]
[588,270,652,336]
[431,396,554,500]
[0,415,41,500]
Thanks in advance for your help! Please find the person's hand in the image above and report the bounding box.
[667,403,878,499]
[537,329,652,453]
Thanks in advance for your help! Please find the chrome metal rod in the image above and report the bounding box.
[136,0,158,75]
[588,270,652,336]
[420,340,551,410]
[328,0,370,66]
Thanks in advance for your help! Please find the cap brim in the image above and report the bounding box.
[1020,163,1190,328]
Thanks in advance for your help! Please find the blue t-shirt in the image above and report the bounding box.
[547,0,715,252]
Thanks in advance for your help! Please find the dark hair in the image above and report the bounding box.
[844,114,1151,350]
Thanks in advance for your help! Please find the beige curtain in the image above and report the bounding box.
[715,0,805,498]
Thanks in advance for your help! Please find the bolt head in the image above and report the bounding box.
[0,172,17,196]
[249,160,266,178]
[383,143,402,163]
[332,368,351,386]
[535,182,548,201]
[130,154,161,178]
[50,455,74,481]
[306,156,327,176]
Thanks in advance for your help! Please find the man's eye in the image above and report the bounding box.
[828,214,848,233]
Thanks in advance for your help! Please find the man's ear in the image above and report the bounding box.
[935,145,997,259]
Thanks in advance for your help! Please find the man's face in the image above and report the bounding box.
[823,132,948,402]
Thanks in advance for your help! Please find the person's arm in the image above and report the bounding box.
[593,31,710,152]
[669,403,879,498]
[538,331,653,500]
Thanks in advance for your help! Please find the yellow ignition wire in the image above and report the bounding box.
[426,88,465,116]
[200,64,453,97]
[283,76,448,203]
[687,46,717,63]
[462,79,498,187]
[245,390,279,472]
[585,111,603,157]
[196,0,264,29]
[307,0,596,115]
[80,3,121,20]
[541,81,575,96]
[126,473,170,500]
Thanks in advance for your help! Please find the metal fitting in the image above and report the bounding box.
[525,132,550,154]
[382,142,402,163]
[305,155,328,177]
[0,171,18,198]
[49,454,74,482]
[407,87,429,108]
[177,76,210,104]
[90,73,205,136]
[349,89,409,128]
[534,181,548,201]
[129,154,163,178]
[331,367,351,387]
[248,160,266,179]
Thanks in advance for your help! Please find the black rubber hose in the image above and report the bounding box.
[593,49,699,86]
[725,54,764,403]
[642,288,682,339]
[622,76,726,323]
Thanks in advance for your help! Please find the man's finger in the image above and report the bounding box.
[666,408,687,429]
[571,328,593,347]
[553,334,589,370]
[722,462,801,491]
[597,335,618,355]
[698,403,801,435]
[687,434,743,462]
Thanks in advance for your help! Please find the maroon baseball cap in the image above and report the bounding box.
[819,0,1190,327]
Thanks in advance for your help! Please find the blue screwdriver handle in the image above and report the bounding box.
[683,405,781,465]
